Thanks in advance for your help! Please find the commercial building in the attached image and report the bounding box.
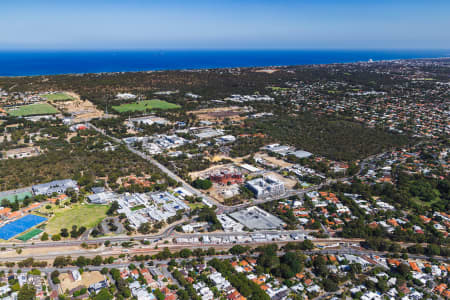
[230,206,285,230]
[87,191,117,204]
[192,128,224,139]
[246,175,285,199]
[217,214,244,232]
[32,179,78,196]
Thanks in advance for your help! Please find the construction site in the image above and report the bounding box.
[51,92,105,123]
[189,106,249,124]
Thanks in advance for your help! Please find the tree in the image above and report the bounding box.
[53,256,71,268]
[107,201,119,215]
[60,228,69,238]
[50,270,60,284]
[92,255,103,266]
[93,288,113,300]
[397,263,411,277]
[18,284,36,300]
[229,245,249,255]
[301,239,314,250]
[154,289,165,300]
[323,278,338,292]
[426,244,440,256]
[313,255,329,277]
[376,279,388,293]
[179,248,192,258]
[192,179,212,190]
[40,232,49,241]
[138,222,152,234]
[349,263,362,274]
[196,207,222,231]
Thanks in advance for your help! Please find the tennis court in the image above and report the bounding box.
[0,215,47,240]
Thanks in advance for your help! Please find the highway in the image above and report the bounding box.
[1,245,447,271]
[0,226,318,249]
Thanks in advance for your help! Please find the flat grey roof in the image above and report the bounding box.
[230,206,285,230]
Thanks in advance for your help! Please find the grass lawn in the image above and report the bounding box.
[131,204,146,211]
[7,103,59,117]
[188,203,206,210]
[112,99,180,113]
[42,93,74,101]
[44,204,110,235]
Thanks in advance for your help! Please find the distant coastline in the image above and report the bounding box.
[0,49,448,77]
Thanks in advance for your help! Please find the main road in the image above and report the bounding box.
[1,244,447,268]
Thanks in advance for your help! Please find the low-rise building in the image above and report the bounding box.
[32,179,78,196]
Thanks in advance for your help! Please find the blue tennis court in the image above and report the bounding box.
[0,214,47,240]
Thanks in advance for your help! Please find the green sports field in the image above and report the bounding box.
[0,191,32,203]
[112,99,180,113]
[44,204,109,235]
[7,103,59,117]
[41,93,74,101]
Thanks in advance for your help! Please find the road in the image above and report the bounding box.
[2,245,447,271]
[0,238,361,262]
[87,123,224,208]
[0,226,318,249]
[87,122,353,215]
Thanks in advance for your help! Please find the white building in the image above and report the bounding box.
[32,179,79,196]
[246,175,285,199]
[116,93,136,100]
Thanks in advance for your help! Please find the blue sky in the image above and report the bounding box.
[1,0,449,50]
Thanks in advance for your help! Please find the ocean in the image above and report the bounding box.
[0,49,448,77]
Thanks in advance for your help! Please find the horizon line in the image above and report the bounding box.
[0,48,450,52]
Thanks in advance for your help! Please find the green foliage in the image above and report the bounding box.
[50,270,60,284]
[243,114,413,161]
[93,288,113,300]
[18,284,36,300]
[153,288,165,300]
[208,258,270,300]
[112,99,180,113]
[40,232,49,241]
[172,269,201,300]
[229,245,250,255]
[196,207,222,231]
[192,178,212,190]
[110,268,131,298]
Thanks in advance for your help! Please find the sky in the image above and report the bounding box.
[1,0,449,50]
